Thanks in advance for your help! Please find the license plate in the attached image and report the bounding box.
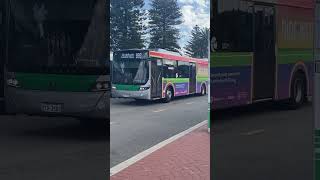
[41,103,62,113]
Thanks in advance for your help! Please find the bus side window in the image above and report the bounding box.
[213,1,253,52]
[163,59,177,78]
[177,61,189,78]
[157,59,162,66]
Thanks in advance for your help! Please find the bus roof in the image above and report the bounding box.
[248,0,315,8]
[149,51,208,65]
[114,49,208,65]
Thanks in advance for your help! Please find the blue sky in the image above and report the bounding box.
[143,0,210,52]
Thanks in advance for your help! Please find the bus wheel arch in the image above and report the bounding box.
[163,85,174,103]
[200,83,207,95]
[288,68,307,109]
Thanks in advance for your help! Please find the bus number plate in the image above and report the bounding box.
[41,103,62,113]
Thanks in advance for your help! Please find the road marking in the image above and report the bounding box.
[186,102,194,105]
[242,129,265,136]
[110,120,208,176]
[153,108,167,113]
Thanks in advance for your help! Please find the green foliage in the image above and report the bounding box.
[110,0,147,51]
[185,25,209,58]
[148,0,182,52]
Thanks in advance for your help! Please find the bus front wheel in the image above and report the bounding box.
[200,84,206,96]
[288,73,306,109]
[163,87,173,103]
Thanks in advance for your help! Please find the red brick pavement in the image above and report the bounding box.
[111,125,209,180]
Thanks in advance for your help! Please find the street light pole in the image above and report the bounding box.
[208,32,210,133]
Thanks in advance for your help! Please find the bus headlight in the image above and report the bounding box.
[92,82,110,91]
[7,78,20,88]
[96,83,103,90]
[103,83,109,89]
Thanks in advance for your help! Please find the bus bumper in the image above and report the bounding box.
[5,87,109,120]
[111,89,150,99]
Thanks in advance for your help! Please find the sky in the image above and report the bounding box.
[143,0,210,53]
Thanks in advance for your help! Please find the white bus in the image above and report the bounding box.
[0,0,109,122]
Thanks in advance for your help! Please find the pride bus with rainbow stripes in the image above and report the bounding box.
[111,49,209,102]
[210,0,314,110]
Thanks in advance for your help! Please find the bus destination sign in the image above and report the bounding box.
[118,51,149,59]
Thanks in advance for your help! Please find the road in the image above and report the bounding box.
[0,115,108,180]
[0,98,310,180]
[212,102,313,180]
[110,95,208,167]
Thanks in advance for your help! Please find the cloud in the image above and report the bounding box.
[179,0,210,8]
[143,0,210,50]
[177,0,209,50]
[180,5,209,30]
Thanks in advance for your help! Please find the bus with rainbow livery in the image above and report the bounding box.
[210,0,314,110]
[111,49,209,102]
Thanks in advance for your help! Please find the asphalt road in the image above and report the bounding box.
[0,115,108,180]
[110,95,208,167]
[212,102,313,180]
[0,98,310,180]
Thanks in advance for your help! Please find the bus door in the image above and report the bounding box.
[151,59,163,98]
[253,5,276,100]
[189,62,196,94]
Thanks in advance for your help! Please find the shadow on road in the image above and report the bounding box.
[18,119,109,141]
[212,101,312,122]
[111,94,207,106]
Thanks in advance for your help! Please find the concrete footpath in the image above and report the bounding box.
[110,124,210,180]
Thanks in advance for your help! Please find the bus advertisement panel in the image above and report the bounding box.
[211,0,314,110]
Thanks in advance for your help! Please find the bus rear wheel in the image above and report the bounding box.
[163,87,173,103]
[288,73,306,109]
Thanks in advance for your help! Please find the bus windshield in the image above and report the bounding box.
[112,56,149,85]
[7,0,107,74]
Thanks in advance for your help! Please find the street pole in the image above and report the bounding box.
[208,30,210,133]
[315,1,320,179]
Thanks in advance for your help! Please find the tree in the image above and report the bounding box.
[148,0,182,52]
[185,25,209,58]
[110,0,146,51]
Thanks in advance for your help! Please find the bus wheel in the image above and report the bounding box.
[200,84,206,96]
[288,73,306,109]
[163,87,173,103]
